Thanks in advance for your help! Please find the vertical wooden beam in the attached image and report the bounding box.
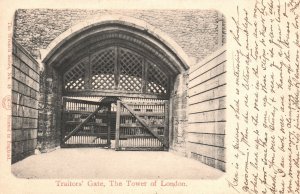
[114,46,120,90]
[61,97,67,147]
[168,96,173,148]
[217,12,223,47]
[85,48,91,89]
[107,103,111,148]
[163,100,169,149]
[142,59,148,93]
[115,100,121,150]
[167,73,172,98]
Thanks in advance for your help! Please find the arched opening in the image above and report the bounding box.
[41,16,189,151]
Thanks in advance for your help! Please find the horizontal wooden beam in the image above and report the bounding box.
[120,134,164,138]
[64,110,110,116]
[61,144,109,148]
[120,124,164,128]
[120,112,164,117]
[65,121,108,127]
[121,101,166,105]
[115,147,165,151]
[72,133,109,136]
[63,90,168,99]
[63,97,105,105]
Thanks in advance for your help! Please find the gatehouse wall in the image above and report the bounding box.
[14,9,225,62]
[187,46,226,171]
[11,40,39,163]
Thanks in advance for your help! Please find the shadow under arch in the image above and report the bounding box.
[41,14,191,74]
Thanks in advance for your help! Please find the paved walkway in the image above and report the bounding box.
[12,148,223,179]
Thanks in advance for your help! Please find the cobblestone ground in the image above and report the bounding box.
[12,148,223,179]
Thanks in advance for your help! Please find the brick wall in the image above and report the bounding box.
[13,9,225,62]
[11,40,39,163]
[187,46,226,171]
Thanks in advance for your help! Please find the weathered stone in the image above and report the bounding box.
[14,9,225,62]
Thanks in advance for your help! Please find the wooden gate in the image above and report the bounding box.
[115,99,169,151]
[61,97,113,148]
[61,97,169,150]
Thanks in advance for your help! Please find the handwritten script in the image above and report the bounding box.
[228,0,300,193]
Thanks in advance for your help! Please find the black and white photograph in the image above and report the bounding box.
[10,9,226,179]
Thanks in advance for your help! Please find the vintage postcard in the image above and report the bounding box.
[0,0,299,193]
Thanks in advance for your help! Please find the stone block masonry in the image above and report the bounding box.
[11,40,39,163]
[37,65,63,152]
[187,46,226,171]
[14,9,226,62]
[169,72,189,156]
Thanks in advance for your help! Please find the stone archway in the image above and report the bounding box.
[38,15,190,154]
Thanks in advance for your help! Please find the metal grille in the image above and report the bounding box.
[91,48,116,90]
[64,57,87,90]
[147,61,168,94]
[119,48,143,92]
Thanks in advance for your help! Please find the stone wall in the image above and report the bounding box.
[187,46,226,171]
[11,40,39,163]
[14,9,226,62]
[37,65,62,152]
[169,72,189,156]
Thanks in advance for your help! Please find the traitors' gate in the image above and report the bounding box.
[60,45,173,150]
[62,97,168,150]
